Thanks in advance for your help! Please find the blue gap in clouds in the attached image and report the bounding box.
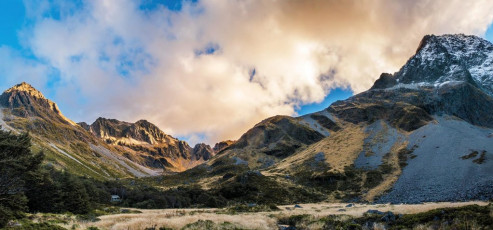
[296,88,353,116]
[195,43,220,56]
[486,24,493,43]
[38,0,85,21]
[140,0,198,11]
[177,132,207,146]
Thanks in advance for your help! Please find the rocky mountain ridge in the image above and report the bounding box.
[80,117,215,171]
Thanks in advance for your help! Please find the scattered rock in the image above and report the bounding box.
[366,209,385,215]
[380,212,397,222]
[278,225,296,230]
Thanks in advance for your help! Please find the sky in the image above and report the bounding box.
[0,0,492,145]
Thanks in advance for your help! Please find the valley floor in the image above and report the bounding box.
[70,201,489,230]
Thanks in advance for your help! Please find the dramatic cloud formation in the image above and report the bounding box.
[5,0,493,144]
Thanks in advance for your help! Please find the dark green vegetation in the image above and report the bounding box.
[278,204,493,230]
[147,165,325,207]
[181,220,243,230]
[0,130,221,227]
[461,150,488,164]
[0,130,43,228]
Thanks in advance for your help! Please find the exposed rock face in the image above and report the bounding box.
[192,143,215,161]
[87,117,178,145]
[213,140,235,153]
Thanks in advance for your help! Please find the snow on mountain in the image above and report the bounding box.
[373,34,493,95]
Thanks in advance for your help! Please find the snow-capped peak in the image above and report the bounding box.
[372,34,493,95]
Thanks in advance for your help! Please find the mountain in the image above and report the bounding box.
[160,34,493,204]
[80,117,214,171]
[0,82,214,178]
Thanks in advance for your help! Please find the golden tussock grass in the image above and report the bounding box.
[275,123,366,173]
[80,209,277,230]
[74,201,489,230]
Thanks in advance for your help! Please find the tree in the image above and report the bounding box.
[0,130,43,227]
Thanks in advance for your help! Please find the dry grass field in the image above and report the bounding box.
[69,201,489,230]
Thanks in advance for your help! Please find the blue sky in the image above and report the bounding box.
[1,0,493,144]
[0,1,25,49]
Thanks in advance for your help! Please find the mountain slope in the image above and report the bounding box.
[160,34,493,204]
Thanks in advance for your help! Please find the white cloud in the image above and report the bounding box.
[15,0,493,144]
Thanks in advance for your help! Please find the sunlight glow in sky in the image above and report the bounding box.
[0,0,492,144]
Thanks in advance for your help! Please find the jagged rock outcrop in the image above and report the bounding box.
[213,140,235,153]
[192,143,215,161]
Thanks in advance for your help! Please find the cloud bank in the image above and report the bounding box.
[5,0,493,144]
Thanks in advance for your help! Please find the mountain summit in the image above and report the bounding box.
[0,82,77,126]
[372,34,493,94]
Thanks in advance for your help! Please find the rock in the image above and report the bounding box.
[213,140,235,153]
[278,225,296,230]
[380,212,397,222]
[366,209,384,215]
